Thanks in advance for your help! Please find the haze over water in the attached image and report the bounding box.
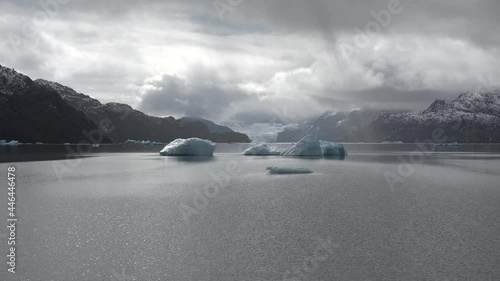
[1,144,500,280]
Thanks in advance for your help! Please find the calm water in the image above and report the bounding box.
[1,144,500,280]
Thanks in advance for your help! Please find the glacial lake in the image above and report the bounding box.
[1,144,500,280]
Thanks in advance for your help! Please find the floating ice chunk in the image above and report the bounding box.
[92,144,100,148]
[0,140,6,145]
[4,140,19,146]
[244,135,348,157]
[281,135,323,156]
[382,141,403,144]
[126,139,165,146]
[64,143,71,145]
[320,140,347,157]
[266,166,313,174]
[243,144,282,156]
[159,138,216,156]
[434,142,461,147]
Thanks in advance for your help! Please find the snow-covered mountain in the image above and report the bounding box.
[276,91,500,143]
[356,91,500,143]
[276,109,392,142]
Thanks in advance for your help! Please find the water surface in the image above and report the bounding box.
[1,144,499,280]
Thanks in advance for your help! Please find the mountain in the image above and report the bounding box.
[276,109,391,142]
[180,117,251,143]
[0,65,111,143]
[351,91,500,143]
[180,117,234,134]
[34,79,251,143]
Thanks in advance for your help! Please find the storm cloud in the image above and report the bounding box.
[1,0,499,122]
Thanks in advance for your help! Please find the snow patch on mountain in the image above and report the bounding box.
[0,65,33,95]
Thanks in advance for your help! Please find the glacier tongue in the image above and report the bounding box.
[159,138,216,156]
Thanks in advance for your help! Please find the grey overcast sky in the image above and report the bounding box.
[1,0,500,122]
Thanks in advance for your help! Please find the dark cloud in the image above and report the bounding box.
[137,72,250,119]
[1,0,499,124]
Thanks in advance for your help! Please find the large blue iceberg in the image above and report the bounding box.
[283,135,347,157]
[243,144,282,156]
[281,135,323,156]
[319,140,347,157]
[243,135,347,157]
[159,138,216,156]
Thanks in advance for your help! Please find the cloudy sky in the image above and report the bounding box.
[1,0,500,123]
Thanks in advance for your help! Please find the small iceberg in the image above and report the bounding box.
[243,144,282,156]
[382,141,403,144]
[126,139,165,146]
[36,142,44,145]
[266,166,313,174]
[434,142,461,147]
[92,144,100,148]
[1,140,19,146]
[281,135,323,156]
[159,138,216,156]
[64,143,71,145]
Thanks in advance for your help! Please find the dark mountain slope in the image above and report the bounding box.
[0,65,110,143]
[35,79,250,143]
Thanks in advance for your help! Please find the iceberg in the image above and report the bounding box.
[1,140,19,146]
[243,135,348,157]
[159,138,216,156]
[266,166,313,174]
[126,139,165,146]
[434,142,461,147]
[243,144,282,156]
[281,135,323,156]
[320,140,347,157]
